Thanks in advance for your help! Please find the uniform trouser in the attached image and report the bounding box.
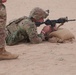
[0,28,5,48]
[6,29,28,46]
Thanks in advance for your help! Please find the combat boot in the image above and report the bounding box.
[0,47,19,60]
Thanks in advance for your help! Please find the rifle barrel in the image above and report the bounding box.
[68,19,76,21]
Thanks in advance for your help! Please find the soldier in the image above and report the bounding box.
[6,7,50,45]
[0,0,18,60]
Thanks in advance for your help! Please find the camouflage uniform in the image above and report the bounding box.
[0,3,6,48]
[0,0,19,60]
[6,7,49,45]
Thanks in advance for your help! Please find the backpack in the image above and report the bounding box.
[6,16,28,34]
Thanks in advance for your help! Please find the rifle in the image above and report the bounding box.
[35,17,76,27]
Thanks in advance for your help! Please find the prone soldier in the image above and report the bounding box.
[6,7,50,45]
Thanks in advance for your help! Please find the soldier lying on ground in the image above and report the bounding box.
[6,7,52,45]
[6,7,75,45]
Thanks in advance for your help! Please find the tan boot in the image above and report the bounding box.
[0,47,19,60]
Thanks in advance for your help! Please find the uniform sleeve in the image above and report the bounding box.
[0,4,6,48]
[0,4,6,28]
[23,21,43,44]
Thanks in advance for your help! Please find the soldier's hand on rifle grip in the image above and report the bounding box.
[41,26,52,35]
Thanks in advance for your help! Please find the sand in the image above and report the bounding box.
[0,0,76,75]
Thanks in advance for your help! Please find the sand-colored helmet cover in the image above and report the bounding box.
[29,7,49,20]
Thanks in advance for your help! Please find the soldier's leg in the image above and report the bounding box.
[6,30,24,46]
[0,0,19,60]
[0,28,18,60]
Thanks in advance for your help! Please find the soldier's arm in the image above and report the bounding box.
[0,4,6,23]
[24,22,44,44]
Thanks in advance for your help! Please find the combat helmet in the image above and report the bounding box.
[29,7,49,20]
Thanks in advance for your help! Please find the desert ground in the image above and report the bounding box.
[0,0,76,75]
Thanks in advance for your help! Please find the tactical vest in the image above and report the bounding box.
[6,16,28,34]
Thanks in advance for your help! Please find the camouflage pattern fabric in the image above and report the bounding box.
[6,16,45,45]
[29,7,49,20]
[0,4,6,48]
